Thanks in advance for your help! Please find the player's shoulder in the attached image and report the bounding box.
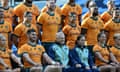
[14,3,24,9]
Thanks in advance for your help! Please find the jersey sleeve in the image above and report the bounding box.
[104,21,111,31]
[37,13,44,25]
[93,45,101,52]
[13,25,22,37]
[18,45,28,56]
[62,25,71,34]
[61,4,68,16]
[77,5,82,15]
[14,5,22,17]
[33,5,40,16]
[81,18,89,29]
[56,6,62,15]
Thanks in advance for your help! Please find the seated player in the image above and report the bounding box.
[62,12,81,49]
[0,34,23,72]
[18,29,61,72]
[93,32,116,72]
[110,33,120,72]
[70,35,99,72]
[48,31,82,72]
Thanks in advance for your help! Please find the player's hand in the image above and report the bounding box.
[92,66,97,69]
[110,62,117,66]
[5,69,12,72]
[54,62,60,65]
[19,64,24,68]
[34,63,41,67]
[85,66,90,70]
[76,64,82,68]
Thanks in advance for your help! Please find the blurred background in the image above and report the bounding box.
[9,0,120,14]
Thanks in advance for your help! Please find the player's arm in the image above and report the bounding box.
[109,52,119,64]
[37,23,42,41]
[0,57,9,69]
[58,23,63,32]
[12,34,19,47]
[78,14,82,26]
[94,51,109,64]
[42,52,59,65]
[23,53,38,66]
[13,15,18,27]
[8,32,12,49]
[61,15,66,26]
[10,53,23,67]
[81,28,88,35]
[81,19,88,35]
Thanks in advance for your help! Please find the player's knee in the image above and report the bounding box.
[31,67,42,72]
[44,65,62,72]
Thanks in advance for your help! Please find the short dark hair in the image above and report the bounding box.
[86,0,93,8]
[76,34,85,44]
[27,29,36,35]
[97,32,106,41]
[23,11,32,17]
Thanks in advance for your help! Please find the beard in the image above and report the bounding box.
[27,0,32,4]
[93,12,98,16]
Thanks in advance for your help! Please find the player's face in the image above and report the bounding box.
[113,9,120,18]
[56,34,65,45]
[0,36,6,46]
[77,36,86,46]
[29,32,37,41]
[69,13,77,23]
[115,36,120,46]
[26,13,32,22]
[90,7,98,16]
[1,0,9,6]
[25,0,32,3]
[98,34,107,44]
[47,0,56,10]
